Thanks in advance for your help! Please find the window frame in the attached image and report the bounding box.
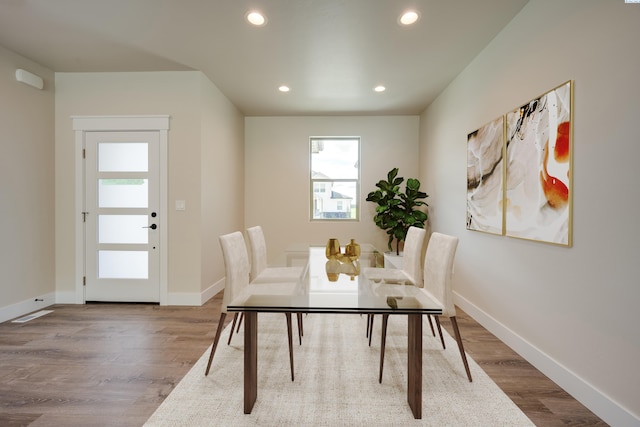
[309,136,360,222]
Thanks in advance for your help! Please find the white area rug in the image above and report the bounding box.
[145,313,534,426]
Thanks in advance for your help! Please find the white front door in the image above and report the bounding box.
[84,131,160,302]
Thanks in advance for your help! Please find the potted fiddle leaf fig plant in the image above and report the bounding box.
[366,167,429,255]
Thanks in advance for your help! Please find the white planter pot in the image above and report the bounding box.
[383,251,404,269]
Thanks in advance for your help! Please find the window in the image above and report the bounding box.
[310,137,360,220]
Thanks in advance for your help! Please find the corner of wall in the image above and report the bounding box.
[165,278,224,306]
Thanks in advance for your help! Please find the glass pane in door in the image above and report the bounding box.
[98,179,148,208]
[98,250,148,279]
[98,215,148,244]
[99,142,148,172]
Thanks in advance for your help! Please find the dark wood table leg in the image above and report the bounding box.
[244,311,258,414]
[407,313,422,419]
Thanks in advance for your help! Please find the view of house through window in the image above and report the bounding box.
[310,137,360,220]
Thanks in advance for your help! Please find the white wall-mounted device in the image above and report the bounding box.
[15,68,44,90]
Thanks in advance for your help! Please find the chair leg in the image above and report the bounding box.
[368,314,375,346]
[227,312,239,345]
[434,315,446,349]
[236,313,244,332]
[296,313,303,345]
[365,314,369,337]
[285,313,295,381]
[365,314,371,338]
[378,314,389,383]
[365,314,367,337]
[205,312,227,376]
[450,316,472,382]
[427,314,436,336]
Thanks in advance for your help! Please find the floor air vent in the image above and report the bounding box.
[12,310,53,323]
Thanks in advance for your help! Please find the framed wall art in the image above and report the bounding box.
[504,80,573,246]
[467,116,505,235]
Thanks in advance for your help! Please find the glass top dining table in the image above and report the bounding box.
[227,245,443,419]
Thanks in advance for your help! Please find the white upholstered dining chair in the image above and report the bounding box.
[364,226,426,287]
[363,226,435,345]
[378,232,472,383]
[245,225,305,343]
[246,225,305,283]
[205,231,295,381]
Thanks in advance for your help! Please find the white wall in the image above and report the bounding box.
[55,71,244,304]
[245,116,420,262]
[0,46,56,321]
[419,1,640,424]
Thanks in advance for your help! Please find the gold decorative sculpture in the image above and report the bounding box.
[324,238,360,281]
[344,238,361,260]
[325,238,341,259]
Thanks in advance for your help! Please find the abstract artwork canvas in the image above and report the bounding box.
[504,81,573,246]
[467,116,505,235]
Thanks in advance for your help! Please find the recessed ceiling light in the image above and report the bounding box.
[246,11,266,26]
[399,10,420,26]
[374,86,386,92]
[279,85,290,92]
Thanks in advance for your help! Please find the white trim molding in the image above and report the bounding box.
[0,293,56,323]
[72,115,170,305]
[166,279,224,306]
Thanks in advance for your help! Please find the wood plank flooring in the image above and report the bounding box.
[0,296,607,426]
[438,312,608,426]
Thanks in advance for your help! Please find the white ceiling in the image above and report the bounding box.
[0,0,529,116]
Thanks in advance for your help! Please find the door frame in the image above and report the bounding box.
[73,116,170,305]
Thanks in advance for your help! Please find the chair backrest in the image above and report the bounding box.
[402,226,427,286]
[423,232,459,317]
[246,225,268,280]
[219,231,251,312]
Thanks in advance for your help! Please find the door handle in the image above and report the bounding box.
[143,224,157,230]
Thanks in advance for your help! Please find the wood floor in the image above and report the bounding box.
[0,296,607,426]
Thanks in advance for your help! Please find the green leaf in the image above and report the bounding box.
[387,168,399,182]
[406,178,420,191]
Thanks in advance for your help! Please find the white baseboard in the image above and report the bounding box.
[454,292,639,427]
[201,278,224,303]
[55,291,77,304]
[1,279,226,323]
[166,278,224,306]
[0,292,56,323]
[165,293,202,306]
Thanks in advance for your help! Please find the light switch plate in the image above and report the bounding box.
[175,200,186,211]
